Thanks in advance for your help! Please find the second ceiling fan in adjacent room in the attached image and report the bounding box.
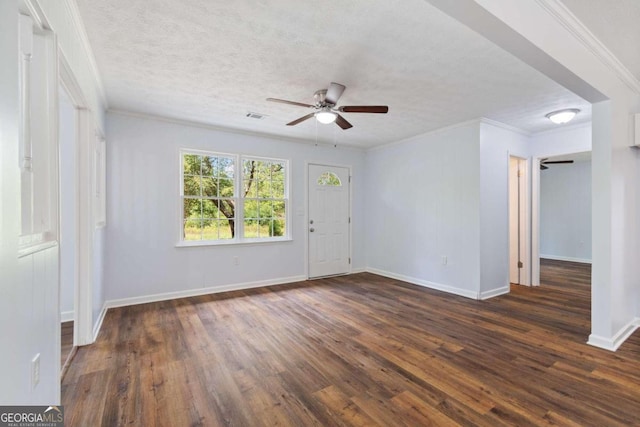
[540,158,574,170]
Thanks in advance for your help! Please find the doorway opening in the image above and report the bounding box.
[537,151,592,282]
[508,156,530,286]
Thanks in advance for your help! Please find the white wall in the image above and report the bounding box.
[364,120,530,299]
[540,160,592,262]
[529,123,592,158]
[105,112,366,303]
[365,121,482,298]
[0,0,61,405]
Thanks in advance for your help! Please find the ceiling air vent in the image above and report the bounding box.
[246,112,267,120]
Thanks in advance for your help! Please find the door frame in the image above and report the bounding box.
[508,155,532,286]
[58,49,94,347]
[305,162,353,279]
[531,150,591,286]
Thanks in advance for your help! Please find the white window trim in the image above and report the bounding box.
[177,149,291,246]
[17,11,59,256]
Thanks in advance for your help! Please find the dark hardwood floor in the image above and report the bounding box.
[61,321,74,368]
[62,260,640,426]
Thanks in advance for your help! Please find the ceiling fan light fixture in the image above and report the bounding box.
[316,110,337,124]
[546,108,580,124]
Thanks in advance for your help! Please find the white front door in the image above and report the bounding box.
[308,164,350,278]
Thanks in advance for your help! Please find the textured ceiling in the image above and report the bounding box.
[76,0,592,148]
[560,0,640,82]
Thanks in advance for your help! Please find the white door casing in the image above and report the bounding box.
[308,164,350,278]
[508,156,530,286]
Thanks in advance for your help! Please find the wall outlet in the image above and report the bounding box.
[442,256,447,265]
[233,256,239,266]
[32,353,40,389]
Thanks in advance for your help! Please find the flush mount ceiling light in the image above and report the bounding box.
[315,109,337,124]
[546,108,580,124]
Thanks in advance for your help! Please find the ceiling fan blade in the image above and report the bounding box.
[286,113,315,126]
[325,82,346,105]
[540,165,549,170]
[542,160,574,164]
[335,114,353,130]
[267,98,314,108]
[339,105,389,113]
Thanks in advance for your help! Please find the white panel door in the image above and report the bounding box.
[308,164,350,278]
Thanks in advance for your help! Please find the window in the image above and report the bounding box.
[317,171,342,186]
[180,150,288,244]
[18,13,58,255]
[242,158,286,238]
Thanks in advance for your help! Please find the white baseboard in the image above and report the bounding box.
[351,267,366,274]
[61,310,74,322]
[104,275,308,309]
[366,267,479,300]
[479,286,510,300]
[587,317,640,351]
[92,303,108,342]
[540,254,592,264]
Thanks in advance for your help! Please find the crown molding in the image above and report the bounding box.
[535,0,640,95]
[60,0,108,109]
[479,118,531,137]
[107,109,366,151]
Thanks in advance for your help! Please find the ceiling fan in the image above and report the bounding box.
[267,82,388,130]
[540,158,574,170]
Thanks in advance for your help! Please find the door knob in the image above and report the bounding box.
[309,227,315,232]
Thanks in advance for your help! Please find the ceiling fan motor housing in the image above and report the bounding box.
[314,89,330,107]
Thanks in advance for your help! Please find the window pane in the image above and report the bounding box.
[219,178,234,197]
[243,179,256,198]
[219,220,234,239]
[271,164,284,181]
[202,199,220,219]
[255,161,269,180]
[204,156,217,176]
[273,219,285,237]
[243,159,256,179]
[184,176,201,196]
[202,219,219,240]
[219,157,234,178]
[259,200,272,218]
[183,219,202,241]
[202,177,217,197]
[183,154,202,175]
[258,180,271,198]
[317,171,341,186]
[272,178,285,199]
[244,199,258,219]
[183,198,201,219]
[244,220,259,238]
[273,201,285,218]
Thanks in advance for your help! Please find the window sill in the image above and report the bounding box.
[175,237,293,248]
[18,239,58,258]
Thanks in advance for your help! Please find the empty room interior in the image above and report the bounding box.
[2,0,640,425]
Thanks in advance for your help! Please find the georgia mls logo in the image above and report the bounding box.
[0,405,64,427]
[44,406,62,416]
